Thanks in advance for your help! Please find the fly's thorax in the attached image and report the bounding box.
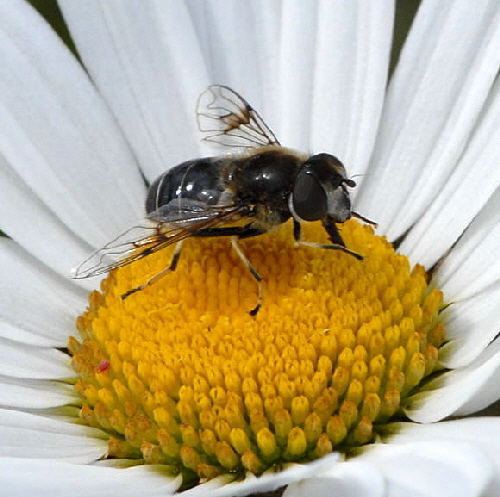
[227,147,303,213]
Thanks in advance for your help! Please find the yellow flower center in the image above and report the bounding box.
[69,220,445,485]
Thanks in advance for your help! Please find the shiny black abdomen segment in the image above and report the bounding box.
[145,158,227,215]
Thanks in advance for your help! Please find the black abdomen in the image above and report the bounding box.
[145,158,227,215]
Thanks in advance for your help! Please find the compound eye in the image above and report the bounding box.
[292,170,328,221]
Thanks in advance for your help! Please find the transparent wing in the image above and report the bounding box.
[71,204,244,279]
[71,224,172,278]
[147,198,222,224]
[197,85,281,149]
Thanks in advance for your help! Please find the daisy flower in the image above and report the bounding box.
[2,1,500,496]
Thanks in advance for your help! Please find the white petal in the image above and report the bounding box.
[414,177,500,368]
[275,2,318,151]
[0,408,106,463]
[400,76,500,268]
[291,420,500,497]
[438,283,500,368]
[290,427,499,497]
[0,375,76,409]
[0,408,87,436]
[405,337,500,421]
[0,458,180,497]
[0,1,145,252]
[309,2,393,180]
[437,185,500,301]
[0,336,71,379]
[0,154,93,279]
[285,458,385,497]
[359,440,493,497]
[386,417,500,453]
[184,454,340,497]
[0,238,86,347]
[194,0,282,128]
[384,419,500,496]
[356,0,500,240]
[186,1,280,119]
[59,0,206,181]
[275,1,393,168]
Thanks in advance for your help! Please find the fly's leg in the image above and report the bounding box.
[293,219,302,244]
[231,237,263,316]
[293,218,363,260]
[322,218,363,259]
[295,240,363,260]
[121,241,183,299]
[351,211,377,227]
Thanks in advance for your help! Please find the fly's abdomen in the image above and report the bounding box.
[145,158,227,216]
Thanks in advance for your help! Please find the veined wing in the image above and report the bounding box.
[71,204,244,279]
[197,85,281,149]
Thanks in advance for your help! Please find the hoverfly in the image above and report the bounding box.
[73,85,375,315]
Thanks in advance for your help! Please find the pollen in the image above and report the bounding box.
[70,220,446,484]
